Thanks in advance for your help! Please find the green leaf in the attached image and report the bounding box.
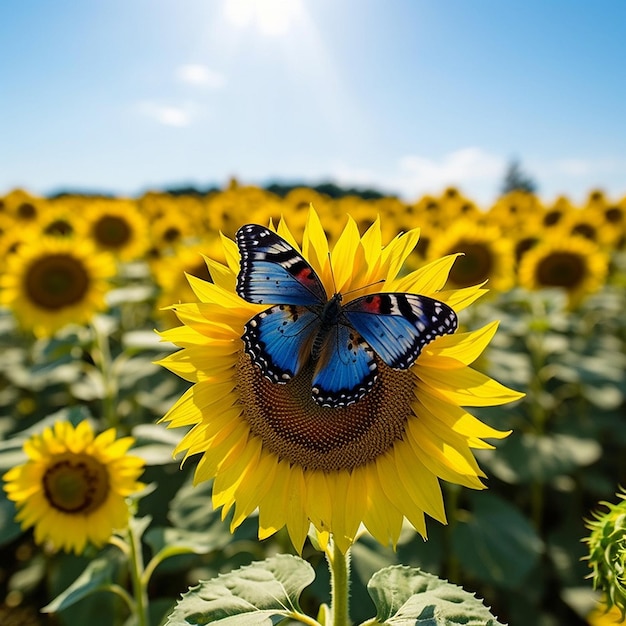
[42,554,119,613]
[451,492,543,589]
[165,554,316,625]
[0,496,22,546]
[366,565,505,625]
[484,433,602,484]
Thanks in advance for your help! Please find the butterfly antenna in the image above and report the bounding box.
[342,278,385,297]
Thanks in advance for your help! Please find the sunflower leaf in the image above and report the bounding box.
[165,554,316,625]
[451,492,543,589]
[41,554,118,614]
[366,565,505,625]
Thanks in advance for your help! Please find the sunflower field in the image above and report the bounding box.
[0,183,625,626]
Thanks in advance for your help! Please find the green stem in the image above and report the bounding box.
[127,522,150,626]
[327,539,351,626]
[91,321,118,429]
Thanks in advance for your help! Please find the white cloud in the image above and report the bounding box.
[176,64,226,89]
[331,148,507,204]
[136,101,193,127]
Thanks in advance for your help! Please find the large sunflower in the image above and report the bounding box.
[0,236,116,337]
[3,421,145,554]
[158,210,522,553]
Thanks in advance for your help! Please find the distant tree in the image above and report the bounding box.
[500,158,538,195]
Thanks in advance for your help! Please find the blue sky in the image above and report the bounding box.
[1,0,625,205]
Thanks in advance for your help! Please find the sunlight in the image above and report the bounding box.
[223,0,304,36]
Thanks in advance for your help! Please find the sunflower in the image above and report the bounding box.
[0,236,116,337]
[517,234,609,307]
[158,209,522,553]
[587,601,626,626]
[84,199,150,261]
[3,421,145,554]
[426,219,515,292]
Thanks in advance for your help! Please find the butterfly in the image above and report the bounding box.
[235,224,458,408]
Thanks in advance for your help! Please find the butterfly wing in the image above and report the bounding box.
[311,323,378,408]
[343,293,457,369]
[236,224,327,306]
[243,304,319,383]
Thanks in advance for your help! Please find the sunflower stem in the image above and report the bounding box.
[91,320,119,430]
[127,518,150,626]
[526,296,549,532]
[327,538,351,626]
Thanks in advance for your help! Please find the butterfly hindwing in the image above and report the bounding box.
[343,293,458,369]
[236,224,326,306]
[311,323,378,408]
[243,304,319,383]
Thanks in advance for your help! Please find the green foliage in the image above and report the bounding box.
[165,555,315,625]
[367,566,505,625]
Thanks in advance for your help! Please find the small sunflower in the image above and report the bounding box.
[3,421,145,554]
[0,236,116,337]
[158,209,522,553]
[84,200,150,261]
[427,220,515,292]
[517,234,609,307]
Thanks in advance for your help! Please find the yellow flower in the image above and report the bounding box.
[517,234,609,307]
[3,421,145,554]
[587,602,626,625]
[427,219,515,292]
[0,236,116,337]
[158,209,522,553]
[84,199,150,261]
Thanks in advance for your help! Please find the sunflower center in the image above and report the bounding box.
[237,351,414,472]
[93,215,132,249]
[605,206,623,224]
[163,226,182,244]
[535,251,586,288]
[571,223,597,241]
[24,254,90,310]
[448,241,494,287]
[43,453,110,514]
[44,219,74,236]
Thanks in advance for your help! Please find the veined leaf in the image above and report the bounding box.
[165,554,316,625]
[366,565,505,625]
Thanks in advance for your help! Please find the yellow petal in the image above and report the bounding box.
[417,366,525,407]
[419,321,499,368]
[392,254,460,295]
[383,228,420,284]
[202,256,237,293]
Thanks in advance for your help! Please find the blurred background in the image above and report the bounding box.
[1,3,626,626]
[1,0,625,203]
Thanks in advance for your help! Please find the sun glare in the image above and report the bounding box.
[223,0,303,36]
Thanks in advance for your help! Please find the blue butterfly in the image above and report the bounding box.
[235,224,458,408]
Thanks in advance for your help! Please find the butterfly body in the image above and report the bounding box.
[236,224,458,408]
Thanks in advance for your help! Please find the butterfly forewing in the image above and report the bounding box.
[236,224,327,306]
[344,293,458,369]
